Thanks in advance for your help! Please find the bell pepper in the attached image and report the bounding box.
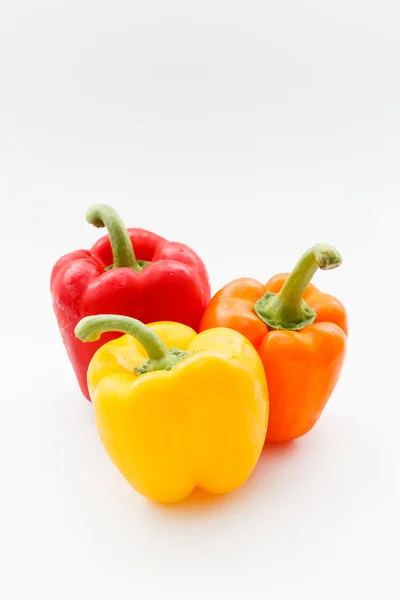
[51,204,210,400]
[199,243,348,443]
[74,316,269,504]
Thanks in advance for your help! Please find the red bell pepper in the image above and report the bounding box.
[51,204,210,400]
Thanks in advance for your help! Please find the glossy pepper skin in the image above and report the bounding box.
[200,244,347,443]
[51,204,210,400]
[75,316,269,504]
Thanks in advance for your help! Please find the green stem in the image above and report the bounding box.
[86,204,142,272]
[74,315,189,374]
[254,243,342,330]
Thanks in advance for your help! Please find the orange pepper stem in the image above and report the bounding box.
[86,204,145,272]
[254,243,342,330]
[74,315,189,374]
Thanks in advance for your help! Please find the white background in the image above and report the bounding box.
[1,1,399,598]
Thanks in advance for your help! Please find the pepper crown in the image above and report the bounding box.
[254,243,342,330]
[86,204,149,273]
[74,315,189,374]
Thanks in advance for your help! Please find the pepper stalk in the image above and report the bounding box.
[254,243,342,330]
[75,315,189,374]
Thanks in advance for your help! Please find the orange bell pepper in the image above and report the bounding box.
[200,243,348,442]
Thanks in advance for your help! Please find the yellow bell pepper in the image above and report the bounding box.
[75,315,269,504]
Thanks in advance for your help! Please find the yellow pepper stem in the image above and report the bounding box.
[75,315,189,374]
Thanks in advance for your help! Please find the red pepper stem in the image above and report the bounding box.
[74,315,188,374]
[254,243,342,330]
[86,204,141,272]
